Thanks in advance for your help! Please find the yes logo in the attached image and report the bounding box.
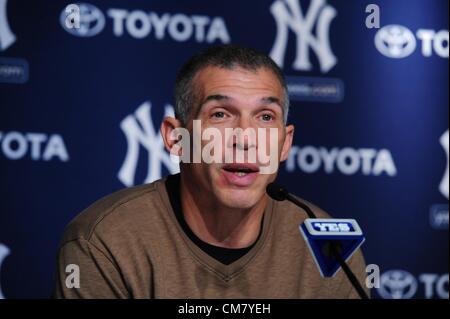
[312,222,352,233]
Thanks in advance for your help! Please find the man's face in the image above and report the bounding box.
[182,66,294,209]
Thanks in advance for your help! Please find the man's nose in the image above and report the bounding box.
[231,116,257,150]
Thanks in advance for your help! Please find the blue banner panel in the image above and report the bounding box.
[0,0,448,299]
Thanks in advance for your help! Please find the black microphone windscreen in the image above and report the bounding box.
[266,182,287,201]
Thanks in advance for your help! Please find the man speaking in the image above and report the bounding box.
[54,45,368,298]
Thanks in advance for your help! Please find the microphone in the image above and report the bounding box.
[266,183,316,218]
[266,182,369,299]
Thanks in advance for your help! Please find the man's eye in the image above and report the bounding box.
[212,111,225,119]
[261,114,273,122]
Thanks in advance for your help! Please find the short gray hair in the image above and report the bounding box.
[174,45,290,125]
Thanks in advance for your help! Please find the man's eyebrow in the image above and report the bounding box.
[261,96,282,107]
[202,94,231,105]
[194,95,282,118]
[202,95,281,106]
[195,94,232,118]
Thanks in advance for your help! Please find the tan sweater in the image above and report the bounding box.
[54,176,369,298]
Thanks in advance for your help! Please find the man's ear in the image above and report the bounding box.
[160,116,183,156]
[280,124,294,162]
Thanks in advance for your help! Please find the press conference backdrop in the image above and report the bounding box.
[0,0,448,299]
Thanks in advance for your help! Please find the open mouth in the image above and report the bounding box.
[221,164,260,187]
[221,164,260,177]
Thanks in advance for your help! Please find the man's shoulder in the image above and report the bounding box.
[59,178,167,246]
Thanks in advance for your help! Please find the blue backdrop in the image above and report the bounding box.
[0,0,448,299]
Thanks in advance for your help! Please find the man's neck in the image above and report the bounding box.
[179,172,267,249]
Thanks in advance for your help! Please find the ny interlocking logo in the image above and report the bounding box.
[118,101,179,187]
[270,0,337,73]
[0,0,15,51]
[0,244,10,299]
[440,129,449,200]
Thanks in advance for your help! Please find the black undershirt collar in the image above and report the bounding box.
[165,174,263,265]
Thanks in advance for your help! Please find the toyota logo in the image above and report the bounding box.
[377,270,418,299]
[60,3,105,37]
[375,24,416,58]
